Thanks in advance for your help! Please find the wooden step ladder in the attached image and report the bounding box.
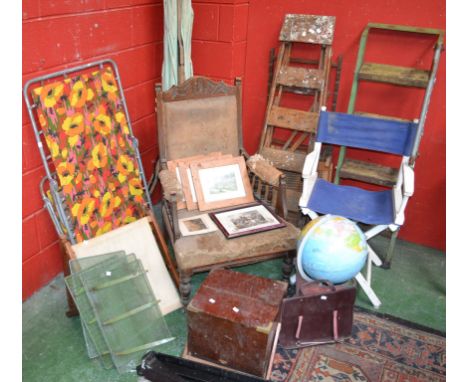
[335,23,444,187]
[258,14,339,224]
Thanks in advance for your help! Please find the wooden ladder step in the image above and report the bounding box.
[279,14,336,45]
[340,159,399,187]
[358,62,430,88]
[354,111,413,123]
[267,106,318,132]
[277,66,324,90]
[259,147,306,173]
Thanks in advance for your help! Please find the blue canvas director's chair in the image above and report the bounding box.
[300,109,418,308]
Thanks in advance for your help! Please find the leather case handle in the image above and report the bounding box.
[295,315,304,339]
[333,310,339,341]
[294,311,340,343]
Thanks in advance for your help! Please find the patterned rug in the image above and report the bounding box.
[271,309,445,381]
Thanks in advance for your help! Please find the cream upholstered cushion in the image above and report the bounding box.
[173,209,299,272]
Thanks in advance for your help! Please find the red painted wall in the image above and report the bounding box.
[241,0,446,250]
[191,0,249,83]
[22,0,164,300]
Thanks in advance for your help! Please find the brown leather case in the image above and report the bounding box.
[279,278,356,349]
[186,268,287,378]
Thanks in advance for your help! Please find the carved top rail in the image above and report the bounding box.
[159,76,236,102]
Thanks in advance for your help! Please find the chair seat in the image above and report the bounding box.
[306,178,394,225]
[173,209,300,272]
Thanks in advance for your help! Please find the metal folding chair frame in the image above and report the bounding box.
[23,59,153,244]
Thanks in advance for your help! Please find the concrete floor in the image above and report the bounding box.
[22,235,445,381]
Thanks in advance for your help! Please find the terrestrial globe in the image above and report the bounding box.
[297,215,368,284]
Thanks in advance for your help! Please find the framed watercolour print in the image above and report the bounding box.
[209,202,286,239]
[190,156,254,211]
[167,152,223,210]
[178,214,218,237]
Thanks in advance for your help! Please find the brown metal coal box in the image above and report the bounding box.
[186,268,287,379]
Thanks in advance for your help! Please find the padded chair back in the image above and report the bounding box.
[317,111,418,156]
[157,77,242,164]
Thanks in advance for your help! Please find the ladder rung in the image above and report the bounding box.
[367,23,444,37]
[277,66,324,90]
[259,147,306,173]
[267,106,318,133]
[340,159,399,187]
[358,62,430,88]
[354,111,412,123]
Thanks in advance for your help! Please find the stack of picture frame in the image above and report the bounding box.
[168,153,286,239]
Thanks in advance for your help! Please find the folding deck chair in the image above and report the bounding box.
[300,109,419,308]
[23,59,180,316]
[258,14,337,224]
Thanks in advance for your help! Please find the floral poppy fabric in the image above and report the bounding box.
[32,67,147,242]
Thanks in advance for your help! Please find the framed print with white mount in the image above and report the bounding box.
[190,156,254,211]
[209,202,286,239]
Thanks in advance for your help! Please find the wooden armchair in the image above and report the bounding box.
[155,77,300,305]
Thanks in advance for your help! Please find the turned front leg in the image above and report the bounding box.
[282,250,295,281]
[179,272,192,307]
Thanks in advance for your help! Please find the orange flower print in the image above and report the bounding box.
[35,82,64,108]
[116,155,135,183]
[102,70,118,94]
[115,112,130,135]
[123,207,138,224]
[71,197,97,226]
[45,136,60,159]
[57,162,75,193]
[56,161,75,186]
[93,113,112,135]
[96,222,113,237]
[129,178,144,197]
[99,191,122,218]
[62,113,84,147]
[90,142,108,169]
[62,113,84,136]
[38,111,47,128]
[70,80,95,108]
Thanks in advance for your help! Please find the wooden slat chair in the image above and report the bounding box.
[156,76,300,306]
[258,14,337,224]
[300,110,419,308]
